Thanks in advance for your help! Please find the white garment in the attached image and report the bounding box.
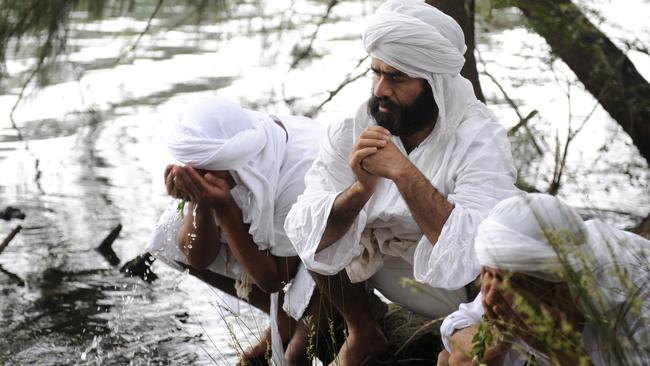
[285,0,518,293]
[441,194,650,365]
[369,256,467,318]
[150,97,324,311]
[284,101,518,297]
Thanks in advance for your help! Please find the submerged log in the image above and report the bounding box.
[0,206,25,221]
[96,223,122,266]
[120,252,158,283]
[0,225,22,255]
[0,264,25,286]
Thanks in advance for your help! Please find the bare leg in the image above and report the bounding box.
[310,271,388,366]
[285,320,310,366]
[284,288,343,366]
[183,265,297,361]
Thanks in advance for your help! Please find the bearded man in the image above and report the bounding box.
[284,1,519,364]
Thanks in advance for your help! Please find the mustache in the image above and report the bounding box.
[373,96,399,111]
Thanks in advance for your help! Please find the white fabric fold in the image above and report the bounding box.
[440,292,483,352]
[270,292,287,366]
[282,264,316,320]
[345,229,418,283]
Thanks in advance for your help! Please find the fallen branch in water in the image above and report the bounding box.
[0,225,22,255]
[1,206,26,221]
[0,264,25,286]
[120,252,158,283]
[96,223,122,266]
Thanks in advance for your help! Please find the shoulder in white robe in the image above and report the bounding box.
[284,102,519,291]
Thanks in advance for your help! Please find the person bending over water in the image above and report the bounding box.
[147,95,331,365]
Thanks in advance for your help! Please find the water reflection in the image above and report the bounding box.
[0,0,648,365]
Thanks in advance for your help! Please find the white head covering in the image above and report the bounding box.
[475,193,590,281]
[475,192,650,291]
[475,193,650,363]
[362,0,495,142]
[167,95,287,250]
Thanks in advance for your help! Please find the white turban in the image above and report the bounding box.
[475,193,650,299]
[362,0,495,142]
[475,193,650,363]
[475,193,589,281]
[167,95,287,250]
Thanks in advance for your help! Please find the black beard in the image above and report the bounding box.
[367,84,438,137]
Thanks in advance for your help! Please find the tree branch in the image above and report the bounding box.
[0,225,22,256]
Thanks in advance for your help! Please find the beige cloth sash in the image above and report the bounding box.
[346,228,418,283]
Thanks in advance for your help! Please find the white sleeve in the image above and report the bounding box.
[414,121,519,289]
[145,199,188,271]
[284,119,368,275]
[440,293,485,352]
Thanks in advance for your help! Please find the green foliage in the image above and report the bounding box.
[485,225,650,365]
[470,320,494,365]
[1,0,77,84]
[177,199,186,218]
[0,0,228,86]
[304,315,317,361]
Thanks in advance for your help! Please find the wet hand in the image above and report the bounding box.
[165,164,187,199]
[169,166,233,208]
[349,126,390,192]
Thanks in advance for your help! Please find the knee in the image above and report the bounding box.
[436,349,450,366]
[284,346,308,366]
[254,277,284,293]
[448,348,473,366]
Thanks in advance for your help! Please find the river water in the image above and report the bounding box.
[0,0,648,365]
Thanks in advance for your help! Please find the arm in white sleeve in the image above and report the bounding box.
[414,120,519,289]
[284,119,369,275]
[440,293,485,352]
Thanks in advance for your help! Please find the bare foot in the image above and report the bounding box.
[241,313,297,363]
[329,323,388,366]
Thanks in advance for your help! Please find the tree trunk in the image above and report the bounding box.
[512,0,650,165]
[426,0,485,102]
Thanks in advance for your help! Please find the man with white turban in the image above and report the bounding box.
[438,193,650,366]
[146,95,329,365]
[283,0,519,364]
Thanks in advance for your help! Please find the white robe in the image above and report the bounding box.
[284,102,519,318]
